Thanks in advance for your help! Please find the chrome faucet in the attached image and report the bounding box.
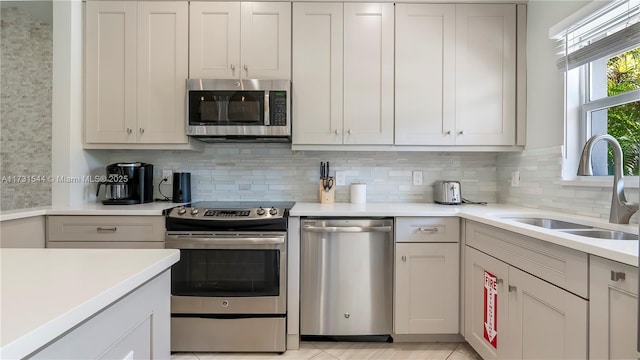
[577,134,639,224]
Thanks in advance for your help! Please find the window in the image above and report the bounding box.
[552,0,640,178]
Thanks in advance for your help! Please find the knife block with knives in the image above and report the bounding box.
[319,162,335,204]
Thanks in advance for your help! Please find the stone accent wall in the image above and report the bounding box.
[107,144,498,204]
[497,146,639,223]
[0,7,53,210]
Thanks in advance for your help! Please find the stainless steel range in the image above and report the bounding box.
[165,201,294,353]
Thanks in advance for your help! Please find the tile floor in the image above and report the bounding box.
[171,341,483,360]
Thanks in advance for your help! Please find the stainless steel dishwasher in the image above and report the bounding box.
[300,218,393,336]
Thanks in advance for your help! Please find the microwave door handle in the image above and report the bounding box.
[264,91,270,126]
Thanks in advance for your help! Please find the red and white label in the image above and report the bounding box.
[484,270,498,349]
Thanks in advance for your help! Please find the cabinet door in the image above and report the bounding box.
[590,256,640,360]
[465,247,509,360]
[292,3,343,145]
[137,2,188,144]
[395,4,455,146]
[241,2,291,80]
[507,266,587,360]
[455,4,516,146]
[343,3,394,145]
[189,2,240,79]
[85,1,137,143]
[395,243,459,334]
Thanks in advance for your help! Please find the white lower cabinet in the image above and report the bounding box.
[30,270,170,359]
[465,246,587,360]
[463,218,592,360]
[394,243,459,334]
[394,217,459,335]
[590,255,640,360]
[46,216,165,249]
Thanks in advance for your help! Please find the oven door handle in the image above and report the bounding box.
[302,225,392,233]
[165,236,285,249]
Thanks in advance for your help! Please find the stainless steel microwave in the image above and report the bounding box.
[186,79,291,142]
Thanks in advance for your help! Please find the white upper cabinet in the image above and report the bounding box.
[85,1,138,144]
[85,1,188,146]
[343,3,394,145]
[189,2,240,79]
[137,2,188,143]
[292,3,343,145]
[396,4,517,147]
[395,4,455,146]
[455,4,516,146]
[189,2,291,80]
[292,2,394,145]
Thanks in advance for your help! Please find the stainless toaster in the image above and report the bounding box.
[433,180,462,205]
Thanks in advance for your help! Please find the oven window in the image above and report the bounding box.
[171,249,280,297]
[189,91,264,126]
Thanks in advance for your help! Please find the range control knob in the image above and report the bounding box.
[256,207,266,216]
[269,207,278,216]
[178,207,187,215]
[190,208,199,216]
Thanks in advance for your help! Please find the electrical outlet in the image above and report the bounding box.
[335,171,346,186]
[511,171,520,187]
[412,170,423,186]
[162,169,173,184]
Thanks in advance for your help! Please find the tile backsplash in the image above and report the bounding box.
[0,7,53,211]
[107,144,498,204]
[497,146,640,223]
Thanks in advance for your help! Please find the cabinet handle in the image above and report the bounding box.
[243,64,248,74]
[458,130,464,135]
[139,128,144,134]
[508,285,517,292]
[445,130,451,135]
[127,128,132,134]
[97,227,117,232]
[231,64,235,72]
[401,255,407,262]
[334,129,339,135]
[611,271,626,281]
[418,227,439,233]
[496,278,503,285]
[348,129,352,135]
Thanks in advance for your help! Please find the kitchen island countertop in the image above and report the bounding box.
[0,248,180,359]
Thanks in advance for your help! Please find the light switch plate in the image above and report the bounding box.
[335,171,345,186]
[412,171,423,186]
[511,171,520,187]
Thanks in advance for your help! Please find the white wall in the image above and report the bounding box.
[52,0,107,207]
[525,0,588,149]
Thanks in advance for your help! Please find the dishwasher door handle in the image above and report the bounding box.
[302,225,392,233]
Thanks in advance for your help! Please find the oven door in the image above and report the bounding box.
[166,231,286,315]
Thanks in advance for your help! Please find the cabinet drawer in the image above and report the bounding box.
[47,216,164,243]
[396,217,459,243]
[465,221,588,298]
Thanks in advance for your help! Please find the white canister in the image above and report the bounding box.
[350,183,367,204]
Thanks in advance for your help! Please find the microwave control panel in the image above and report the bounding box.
[269,91,287,126]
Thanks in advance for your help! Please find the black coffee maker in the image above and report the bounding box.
[96,162,154,205]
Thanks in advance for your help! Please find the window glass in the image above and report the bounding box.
[584,47,640,176]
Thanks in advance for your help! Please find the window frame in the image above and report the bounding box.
[562,52,640,188]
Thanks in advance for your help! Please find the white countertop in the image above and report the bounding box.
[0,248,180,359]
[0,202,180,221]
[291,202,640,267]
[2,201,638,266]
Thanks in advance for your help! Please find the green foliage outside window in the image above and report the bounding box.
[607,48,640,175]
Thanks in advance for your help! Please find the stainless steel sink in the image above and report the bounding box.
[560,229,638,240]
[507,217,593,230]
